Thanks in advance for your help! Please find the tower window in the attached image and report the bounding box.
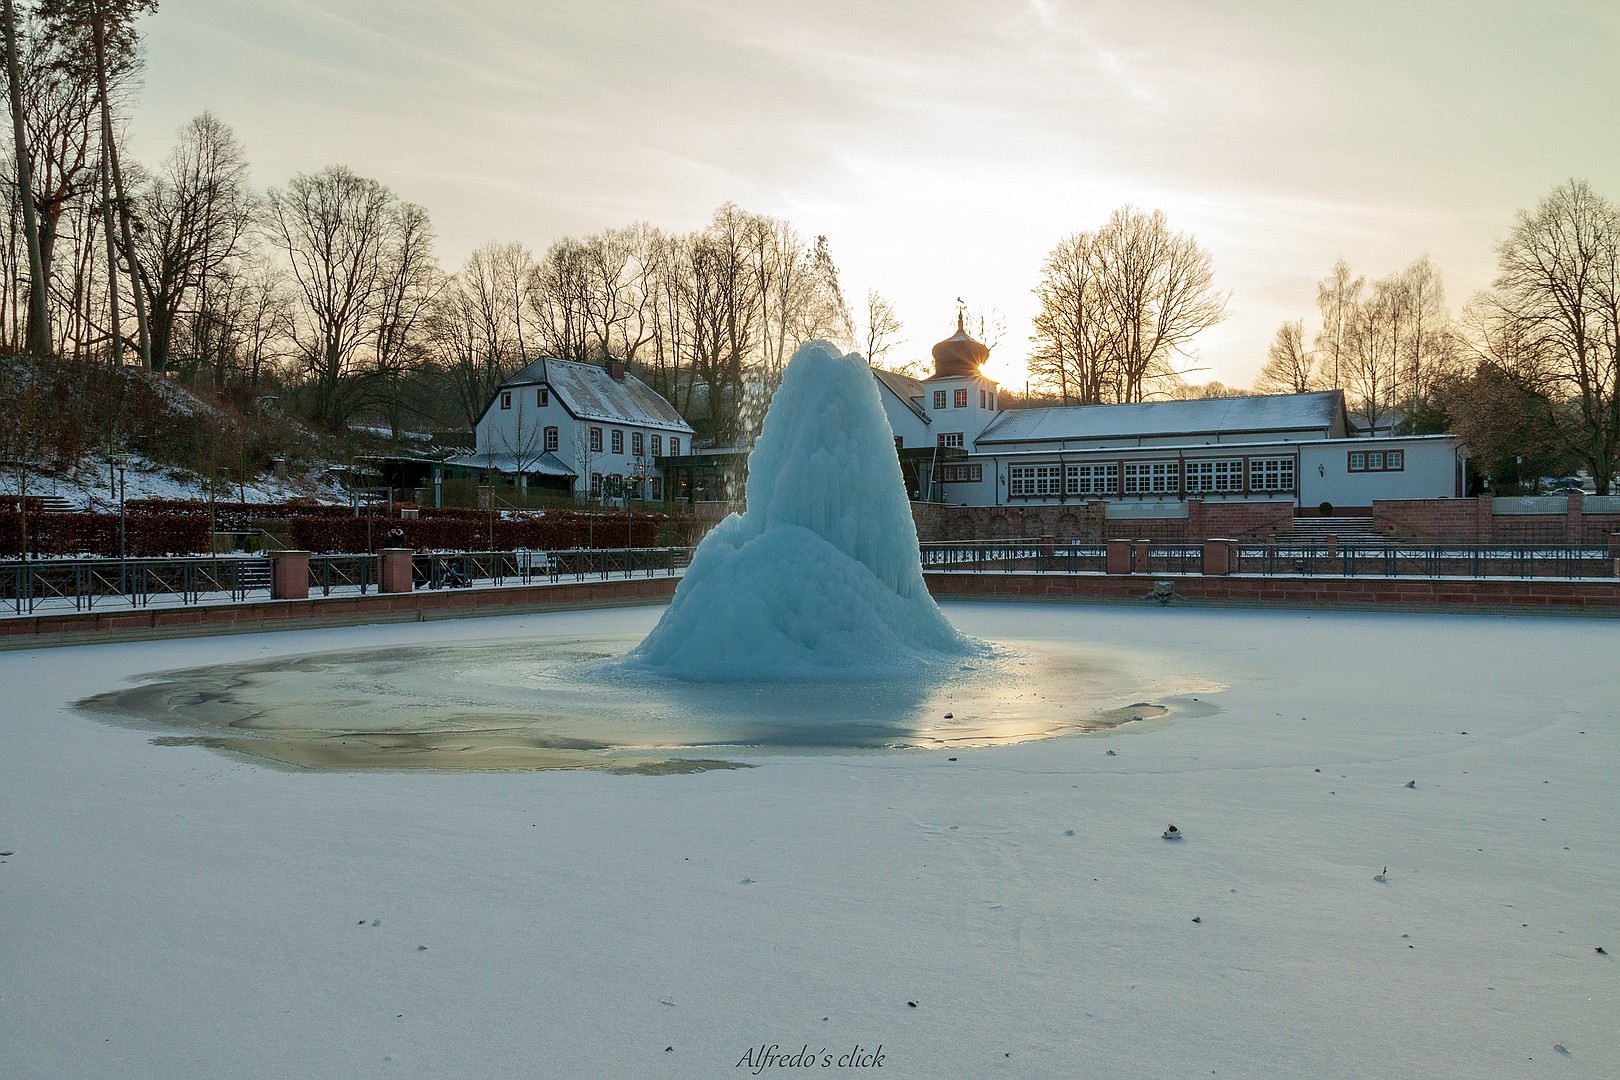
[954,389,968,408]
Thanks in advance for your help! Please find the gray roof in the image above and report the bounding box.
[498,357,693,433]
[974,390,1346,446]
[445,450,577,477]
[871,368,930,424]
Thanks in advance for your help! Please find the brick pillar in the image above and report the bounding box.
[1106,538,1131,575]
[1201,538,1232,576]
[1132,539,1152,573]
[379,548,414,593]
[1608,532,1620,560]
[1566,493,1583,546]
[1475,495,1493,545]
[270,550,310,600]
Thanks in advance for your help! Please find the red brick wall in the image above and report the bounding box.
[1372,496,1620,546]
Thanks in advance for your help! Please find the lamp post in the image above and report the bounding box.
[114,456,127,560]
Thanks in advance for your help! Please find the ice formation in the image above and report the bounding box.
[621,340,978,680]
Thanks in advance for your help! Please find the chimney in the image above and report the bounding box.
[608,358,625,382]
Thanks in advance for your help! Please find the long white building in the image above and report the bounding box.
[875,320,1467,515]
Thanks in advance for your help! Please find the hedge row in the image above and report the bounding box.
[286,511,666,553]
[0,512,211,557]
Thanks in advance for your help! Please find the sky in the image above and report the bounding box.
[126,0,1620,390]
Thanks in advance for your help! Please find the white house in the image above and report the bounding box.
[449,357,694,501]
[874,321,1467,514]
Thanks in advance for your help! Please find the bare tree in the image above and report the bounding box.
[433,240,532,429]
[1345,276,1404,434]
[1255,318,1317,394]
[860,288,903,366]
[1029,231,1117,404]
[1314,259,1363,390]
[265,165,398,431]
[370,200,439,442]
[1399,254,1450,425]
[1030,208,1225,404]
[1490,178,1620,492]
[1,0,48,355]
[133,112,256,373]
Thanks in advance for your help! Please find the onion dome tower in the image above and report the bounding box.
[931,312,989,378]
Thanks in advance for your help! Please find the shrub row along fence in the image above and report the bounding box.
[0,506,674,557]
[1,547,694,615]
[0,512,210,558]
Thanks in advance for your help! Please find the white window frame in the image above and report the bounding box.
[933,390,947,410]
[500,391,511,410]
[1123,461,1180,495]
[544,426,558,452]
[938,433,964,448]
[1185,458,1244,493]
[954,388,968,408]
[1009,464,1064,498]
[1065,463,1118,496]
[1248,456,1296,492]
[589,427,602,453]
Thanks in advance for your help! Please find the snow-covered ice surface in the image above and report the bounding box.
[623,341,976,679]
[1,603,1616,1078]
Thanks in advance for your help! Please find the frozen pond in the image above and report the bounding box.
[1,602,1615,1079]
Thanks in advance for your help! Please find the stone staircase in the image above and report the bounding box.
[37,495,78,513]
[1274,515,1387,546]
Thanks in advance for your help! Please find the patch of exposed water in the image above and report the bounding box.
[77,633,1224,772]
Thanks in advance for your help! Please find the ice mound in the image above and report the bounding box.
[621,340,978,680]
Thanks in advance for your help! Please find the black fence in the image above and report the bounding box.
[1238,544,1614,580]
[918,541,1108,574]
[2,547,696,615]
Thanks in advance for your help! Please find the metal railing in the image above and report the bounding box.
[919,541,1107,574]
[1238,544,1615,580]
[413,547,692,589]
[919,539,1616,581]
[2,547,696,616]
[2,555,272,614]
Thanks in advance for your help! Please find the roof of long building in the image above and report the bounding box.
[495,357,693,432]
[974,390,1347,446]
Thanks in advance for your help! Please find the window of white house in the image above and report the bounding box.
[632,432,644,456]
[1066,463,1118,495]
[1123,461,1180,494]
[611,430,624,454]
[954,388,968,408]
[1009,464,1064,497]
[989,391,995,410]
[1185,458,1244,493]
[934,390,947,410]
[589,427,602,453]
[650,477,663,501]
[537,387,548,407]
[590,473,602,497]
[979,388,986,408]
[938,433,964,448]
[668,437,680,456]
[651,434,662,456]
[500,391,512,410]
[1249,456,1296,492]
[939,464,983,483]
[544,426,558,452]
[1348,449,1402,472]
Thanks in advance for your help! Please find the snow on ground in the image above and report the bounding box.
[0,603,1615,1079]
[2,453,347,510]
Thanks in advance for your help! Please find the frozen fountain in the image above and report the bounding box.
[622,340,979,680]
